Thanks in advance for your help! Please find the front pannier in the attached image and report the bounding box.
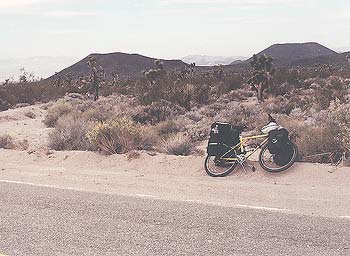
[207,122,240,157]
[268,128,294,166]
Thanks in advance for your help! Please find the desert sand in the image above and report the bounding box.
[1,105,350,218]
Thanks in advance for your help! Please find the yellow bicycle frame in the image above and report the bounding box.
[220,133,269,161]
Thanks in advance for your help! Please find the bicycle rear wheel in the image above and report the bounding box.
[259,142,298,173]
[204,155,238,177]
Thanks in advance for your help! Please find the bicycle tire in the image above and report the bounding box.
[204,155,238,177]
[259,141,298,173]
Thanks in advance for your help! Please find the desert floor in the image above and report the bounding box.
[0,104,349,218]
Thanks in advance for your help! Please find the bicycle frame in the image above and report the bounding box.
[220,133,269,161]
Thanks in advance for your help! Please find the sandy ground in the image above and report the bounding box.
[0,105,350,218]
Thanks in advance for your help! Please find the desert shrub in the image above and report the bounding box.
[184,125,210,142]
[155,119,185,137]
[48,115,94,151]
[159,133,197,156]
[0,135,14,149]
[185,110,204,122]
[279,116,340,163]
[133,100,186,125]
[44,101,73,127]
[82,104,115,122]
[296,126,338,163]
[87,118,157,155]
[262,96,294,115]
[328,100,350,152]
[15,139,29,151]
[214,103,267,131]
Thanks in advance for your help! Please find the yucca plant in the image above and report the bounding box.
[248,54,275,102]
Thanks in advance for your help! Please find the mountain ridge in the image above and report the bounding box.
[236,42,338,66]
[48,52,187,80]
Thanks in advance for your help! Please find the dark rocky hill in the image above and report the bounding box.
[48,52,187,80]
[231,42,341,67]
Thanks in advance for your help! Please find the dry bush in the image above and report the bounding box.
[48,115,94,151]
[87,118,157,155]
[185,110,204,122]
[155,119,183,137]
[133,100,186,124]
[159,133,198,156]
[328,100,350,152]
[82,105,115,122]
[279,116,339,163]
[262,96,294,115]
[0,135,14,149]
[44,101,73,127]
[15,139,29,151]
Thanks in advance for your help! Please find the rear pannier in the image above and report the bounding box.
[268,128,294,166]
[207,122,240,157]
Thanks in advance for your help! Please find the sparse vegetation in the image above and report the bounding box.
[2,44,350,164]
[48,115,94,151]
[87,118,156,155]
[0,135,14,149]
[160,134,198,156]
[44,101,73,127]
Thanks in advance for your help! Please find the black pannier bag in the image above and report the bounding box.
[207,122,240,157]
[268,128,294,166]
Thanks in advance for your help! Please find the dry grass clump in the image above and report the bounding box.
[159,133,198,156]
[328,100,350,152]
[133,100,186,125]
[0,135,29,151]
[48,115,94,151]
[0,134,14,149]
[279,114,340,163]
[15,139,29,151]
[87,118,157,155]
[262,96,294,115]
[44,101,73,127]
[155,120,182,137]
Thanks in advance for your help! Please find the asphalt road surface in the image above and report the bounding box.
[0,182,349,256]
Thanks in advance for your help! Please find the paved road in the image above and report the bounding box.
[0,182,349,256]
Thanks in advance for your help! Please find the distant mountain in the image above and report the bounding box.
[182,55,247,66]
[290,52,350,66]
[48,52,187,80]
[231,42,341,67]
[0,56,79,82]
[249,42,336,64]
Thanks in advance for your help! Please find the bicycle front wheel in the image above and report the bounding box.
[259,142,298,173]
[204,155,238,177]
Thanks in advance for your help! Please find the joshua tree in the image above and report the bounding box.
[346,54,350,67]
[87,56,106,101]
[183,83,195,110]
[111,71,119,86]
[213,65,224,80]
[143,59,166,85]
[248,54,275,103]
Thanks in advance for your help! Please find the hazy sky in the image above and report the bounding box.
[1,0,349,60]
